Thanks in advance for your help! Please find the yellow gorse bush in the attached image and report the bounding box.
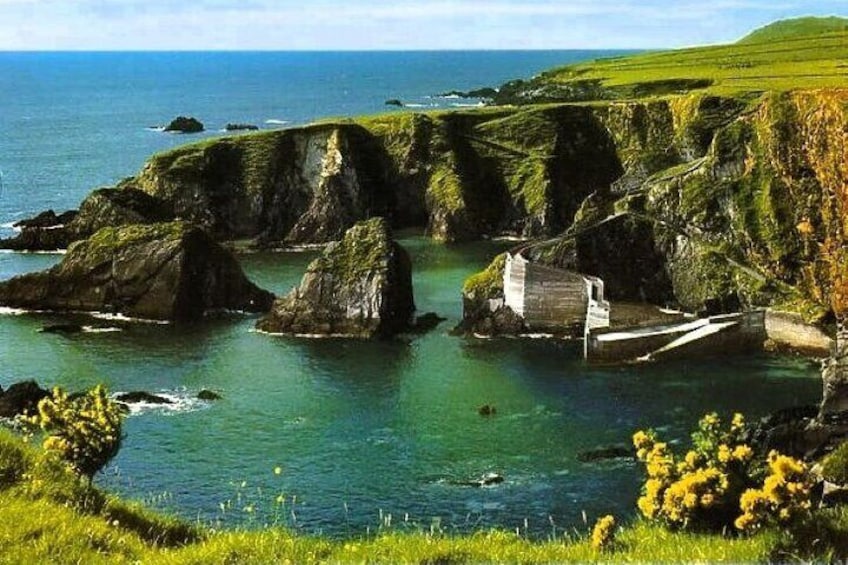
[30,385,124,480]
[591,514,616,552]
[633,412,810,532]
[735,450,813,531]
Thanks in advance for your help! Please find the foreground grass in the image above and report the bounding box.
[1,428,845,563]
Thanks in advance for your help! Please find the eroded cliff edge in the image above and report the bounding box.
[5,90,846,327]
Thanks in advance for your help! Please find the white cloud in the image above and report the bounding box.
[0,0,843,49]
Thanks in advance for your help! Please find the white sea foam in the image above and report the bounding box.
[450,102,486,108]
[89,312,171,325]
[115,389,209,416]
[0,306,30,316]
[81,326,123,334]
[403,103,436,108]
[0,221,21,232]
[145,126,166,132]
[265,119,290,125]
[0,249,66,255]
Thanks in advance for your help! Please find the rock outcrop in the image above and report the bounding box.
[0,381,49,418]
[0,222,274,321]
[6,89,846,335]
[257,218,414,337]
[164,116,204,133]
[1,186,173,251]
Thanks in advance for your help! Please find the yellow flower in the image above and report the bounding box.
[732,444,753,462]
[717,444,732,464]
[274,466,283,475]
[591,515,616,551]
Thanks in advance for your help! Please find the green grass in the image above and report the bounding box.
[520,21,848,101]
[738,16,848,44]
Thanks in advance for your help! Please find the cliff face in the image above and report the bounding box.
[463,90,847,328]
[9,88,844,323]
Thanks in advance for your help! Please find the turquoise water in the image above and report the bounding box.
[0,51,823,538]
[0,234,821,537]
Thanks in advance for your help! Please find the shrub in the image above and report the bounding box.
[591,514,617,552]
[634,412,813,533]
[735,451,813,531]
[633,412,757,530]
[30,385,124,480]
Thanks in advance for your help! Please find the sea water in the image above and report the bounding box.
[0,51,821,538]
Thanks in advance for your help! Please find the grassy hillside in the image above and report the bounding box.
[498,18,848,102]
[738,16,848,44]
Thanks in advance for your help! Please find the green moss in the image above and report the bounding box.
[313,217,393,285]
[426,156,466,215]
[82,222,186,253]
[462,253,507,299]
[822,442,848,485]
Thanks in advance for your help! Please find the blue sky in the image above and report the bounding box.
[0,0,844,50]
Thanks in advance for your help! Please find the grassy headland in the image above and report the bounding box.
[494,16,848,103]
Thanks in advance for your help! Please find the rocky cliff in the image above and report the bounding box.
[256,217,414,337]
[5,88,845,326]
[463,90,847,331]
[0,222,274,321]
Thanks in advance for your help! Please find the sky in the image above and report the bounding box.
[0,0,844,50]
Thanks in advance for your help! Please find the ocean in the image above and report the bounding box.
[0,51,821,538]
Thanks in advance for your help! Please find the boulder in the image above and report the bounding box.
[197,389,223,401]
[257,218,414,337]
[164,116,204,133]
[0,381,49,418]
[0,222,274,321]
[115,391,172,405]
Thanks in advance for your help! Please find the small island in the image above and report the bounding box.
[163,116,204,133]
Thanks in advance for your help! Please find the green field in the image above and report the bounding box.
[499,17,848,103]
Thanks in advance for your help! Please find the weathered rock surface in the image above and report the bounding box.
[820,319,848,417]
[0,381,49,418]
[0,222,274,321]
[164,116,204,133]
[115,391,172,405]
[257,218,414,337]
[0,186,173,251]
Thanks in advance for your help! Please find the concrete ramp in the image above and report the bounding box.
[586,311,766,364]
[647,321,738,361]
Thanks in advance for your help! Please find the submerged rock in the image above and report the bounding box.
[0,380,49,418]
[225,123,259,131]
[0,222,274,321]
[257,218,414,337]
[577,444,635,462]
[115,391,172,405]
[197,389,223,401]
[478,404,496,416]
[39,324,84,335]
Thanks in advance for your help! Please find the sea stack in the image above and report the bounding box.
[257,217,415,337]
[0,222,274,321]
